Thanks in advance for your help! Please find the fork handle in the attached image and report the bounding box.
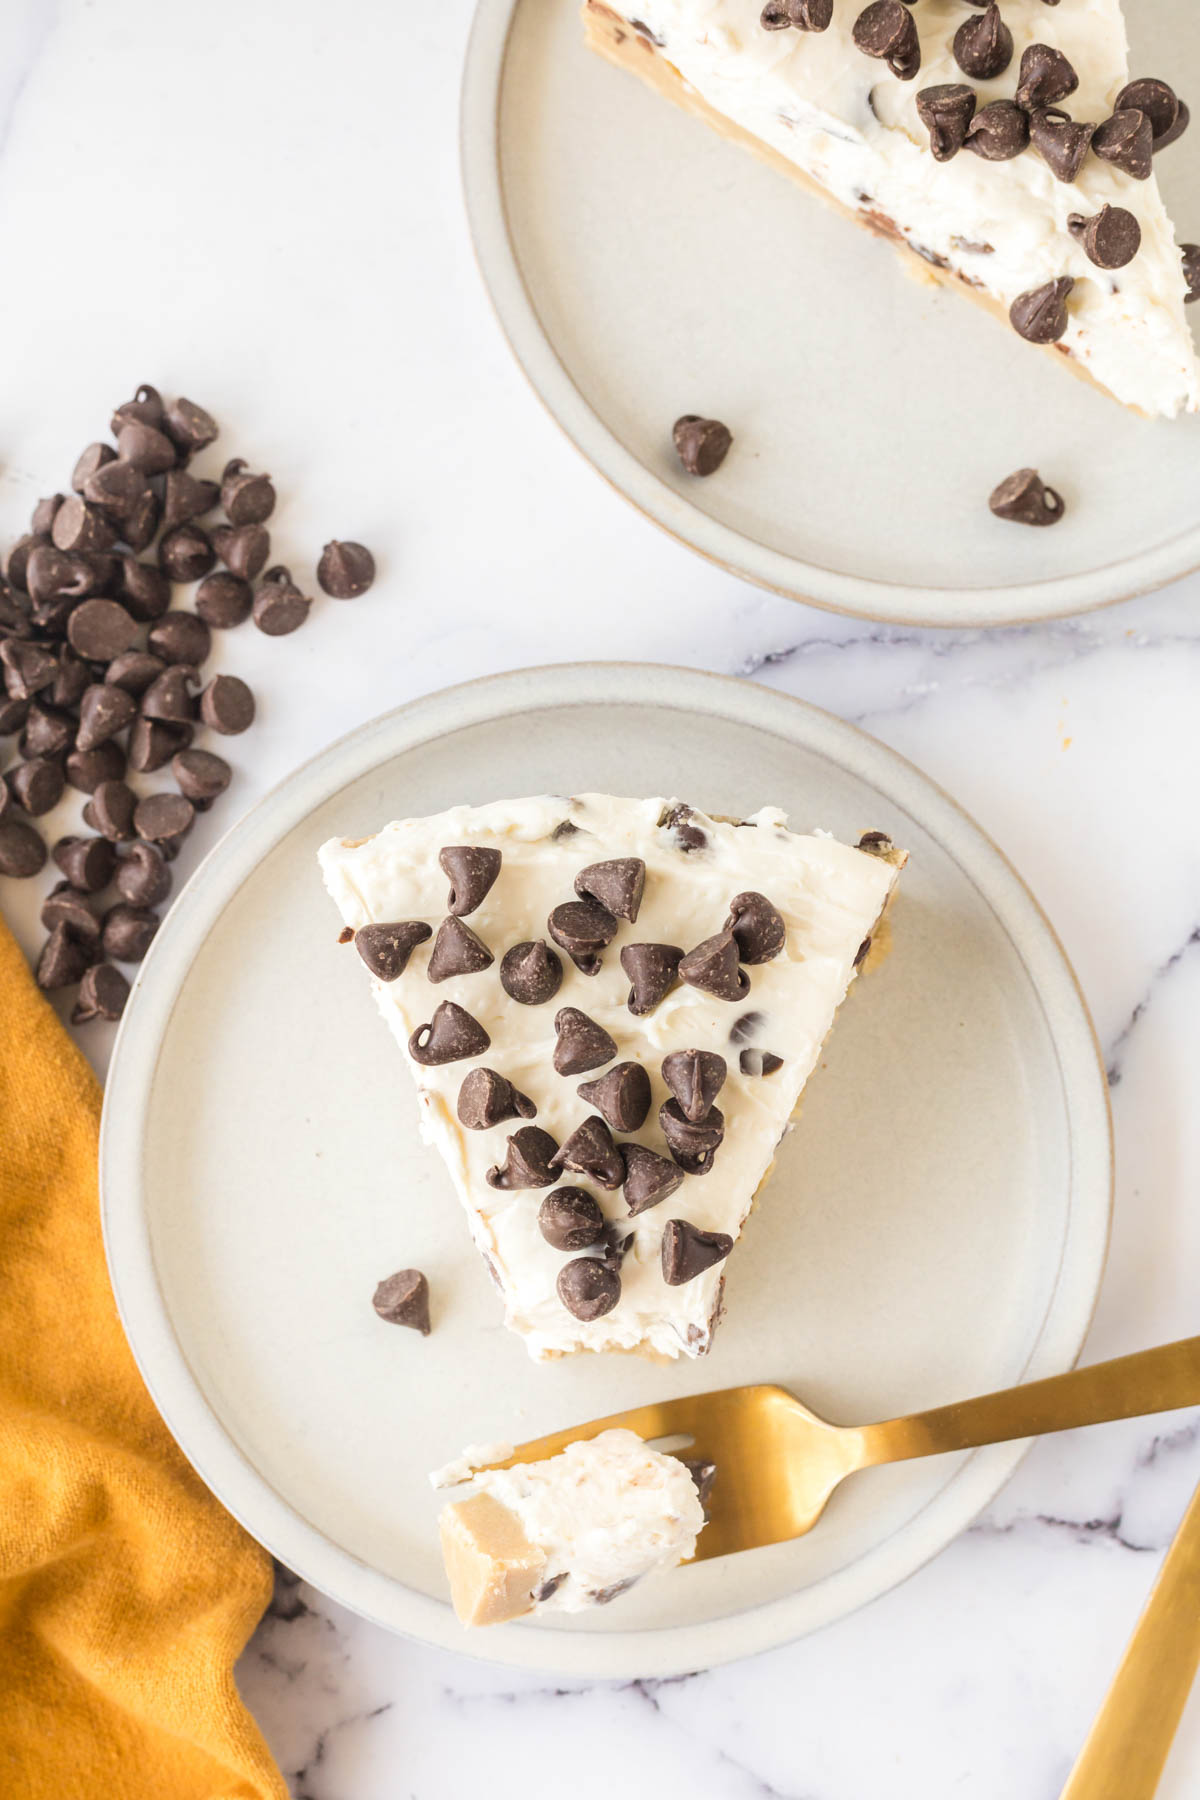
[1059,1477,1200,1800]
[858,1335,1200,1464]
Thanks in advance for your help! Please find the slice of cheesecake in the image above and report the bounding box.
[319,794,903,1360]
[432,1429,707,1624]
[585,0,1200,417]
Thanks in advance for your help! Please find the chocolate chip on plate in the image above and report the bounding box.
[67,598,138,662]
[41,881,102,941]
[660,1098,726,1174]
[457,1067,536,1130]
[51,648,91,710]
[372,1268,431,1334]
[8,756,64,816]
[134,792,195,844]
[354,920,432,980]
[427,915,494,982]
[172,748,231,804]
[115,841,172,908]
[1114,78,1181,148]
[110,384,165,436]
[36,924,92,991]
[82,460,152,524]
[122,489,162,554]
[25,544,93,609]
[725,891,786,963]
[0,697,29,739]
[317,540,376,598]
[87,778,138,841]
[1009,277,1074,344]
[486,1124,561,1189]
[158,523,217,585]
[952,4,1010,81]
[672,416,733,477]
[557,1257,621,1321]
[967,104,1031,165]
[661,1049,726,1123]
[24,702,76,759]
[162,396,219,456]
[51,496,118,556]
[916,83,978,159]
[1182,245,1200,303]
[194,571,254,630]
[2,639,57,700]
[212,523,270,582]
[547,899,617,975]
[115,556,171,623]
[199,673,255,735]
[1067,204,1140,269]
[72,443,116,492]
[54,833,117,891]
[65,740,128,792]
[71,961,131,1024]
[621,941,684,1015]
[740,1047,784,1076]
[126,717,188,774]
[552,1006,618,1076]
[29,495,62,536]
[574,857,645,923]
[0,818,47,878]
[141,664,197,724]
[988,467,1066,526]
[147,610,211,667]
[539,1188,606,1251]
[76,683,137,750]
[161,469,220,530]
[1092,108,1154,179]
[621,1142,684,1215]
[252,568,311,636]
[221,459,277,526]
[408,999,490,1065]
[550,1116,626,1190]
[577,1061,652,1133]
[1015,42,1078,112]
[101,902,160,962]
[852,0,920,79]
[1029,108,1095,184]
[679,929,751,1001]
[439,845,501,916]
[499,938,563,1005]
[115,420,178,475]
[661,1218,734,1285]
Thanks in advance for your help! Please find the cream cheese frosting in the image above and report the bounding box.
[590,0,1200,416]
[319,793,902,1360]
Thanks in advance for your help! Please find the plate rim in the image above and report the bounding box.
[99,662,1113,1678]
[459,0,1200,629]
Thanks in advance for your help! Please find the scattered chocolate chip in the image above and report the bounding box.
[725,891,786,963]
[50,649,90,710]
[50,496,118,556]
[574,857,645,923]
[499,938,563,1005]
[577,1061,652,1132]
[54,833,117,891]
[621,941,684,1015]
[1067,204,1140,269]
[852,1,920,80]
[82,460,151,527]
[221,459,276,526]
[126,716,188,774]
[115,556,171,623]
[0,818,47,878]
[740,1047,784,1076]
[72,443,116,492]
[916,83,978,158]
[1015,42,1078,112]
[71,961,130,1024]
[102,902,160,962]
[157,523,216,585]
[162,396,219,456]
[457,1067,536,1130]
[66,598,138,662]
[317,540,376,598]
[110,384,165,437]
[2,639,57,700]
[29,498,62,540]
[161,469,220,530]
[679,930,750,1001]
[1092,108,1153,179]
[427,915,494,982]
[1115,78,1180,147]
[952,4,1009,81]
[672,415,733,476]
[172,748,231,804]
[1029,107,1095,183]
[25,544,94,609]
[36,924,92,990]
[439,844,502,916]
[65,740,127,792]
[557,1257,621,1321]
[659,802,708,852]
[539,1188,606,1251]
[787,0,833,23]
[1182,244,1200,302]
[0,697,29,738]
[661,1048,726,1123]
[354,920,432,981]
[115,841,172,907]
[199,673,255,734]
[965,99,1030,160]
[760,1,792,26]
[550,1115,626,1190]
[8,756,64,816]
[87,778,138,841]
[661,1218,734,1285]
[621,1142,684,1215]
[486,1124,560,1189]
[134,792,194,844]
[41,882,102,941]
[409,999,490,1065]
[988,467,1065,526]
[547,898,617,974]
[76,683,137,750]
[552,1006,618,1076]
[660,1098,725,1174]
[141,664,197,724]
[1009,277,1074,344]
[116,420,177,475]
[192,571,253,630]
[252,569,311,636]
[122,489,162,554]
[212,523,270,582]
[1154,98,1190,153]
[372,1268,431,1334]
[147,610,211,667]
[24,703,76,760]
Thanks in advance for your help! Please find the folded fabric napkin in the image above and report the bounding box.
[0,919,286,1800]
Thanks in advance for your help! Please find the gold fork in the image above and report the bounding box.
[482,1335,1200,1562]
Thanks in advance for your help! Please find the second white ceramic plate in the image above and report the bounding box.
[100,665,1111,1677]
[462,0,1200,625]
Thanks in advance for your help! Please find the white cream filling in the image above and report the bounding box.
[319,793,899,1360]
[603,0,1200,416]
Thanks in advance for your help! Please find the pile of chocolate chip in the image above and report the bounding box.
[0,385,376,1022]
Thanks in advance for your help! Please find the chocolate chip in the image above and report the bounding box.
[577,1061,652,1132]
[557,1257,621,1321]
[199,673,254,734]
[144,615,207,673]
[683,1458,718,1511]
[552,1006,618,1076]
[172,748,230,803]
[161,469,220,530]
[0,818,47,878]
[1154,98,1190,152]
[116,420,177,475]
[317,540,376,598]
[1115,78,1180,147]
[25,544,94,608]
[725,891,786,963]
[760,1,792,26]
[7,535,50,595]
[621,1142,684,1215]
[499,938,563,1005]
[162,397,219,456]
[29,496,62,537]
[51,496,118,556]
[2,639,57,700]
[354,920,432,980]
[672,416,733,476]
[191,571,252,630]
[41,882,102,941]
[1015,42,1077,111]
[54,833,117,891]
[71,962,130,1024]
[439,844,501,916]
[964,99,1030,160]
[988,467,1065,526]
[786,0,833,23]
[115,556,171,623]
[661,1219,734,1285]
[621,942,684,1015]
[134,792,194,844]
[102,902,159,962]
[852,1,920,80]
[141,664,197,724]
[36,924,92,990]
[8,756,64,816]
[110,385,164,436]
[252,570,311,636]
[661,1049,726,1123]
[126,717,188,774]
[547,898,617,974]
[115,841,171,908]
[740,1047,784,1076]
[574,857,645,923]
[65,740,127,792]
[372,1268,431,1334]
[1068,204,1140,269]
[1092,108,1153,179]
[157,523,215,585]
[858,830,893,854]
[82,460,152,526]
[76,683,137,750]
[72,443,116,492]
[121,489,162,554]
[67,598,138,662]
[679,930,751,1001]
[659,802,708,852]
[1009,277,1073,344]
[409,999,489,1065]
[539,1188,606,1251]
[660,1098,725,1174]
[916,83,978,158]
[550,1115,626,1190]
[212,523,270,582]
[0,697,29,738]
[50,649,90,710]
[952,4,1009,80]
[427,915,494,982]
[220,459,276,526]
[486,1124,560,1189]
[24,702,76,759]
[457,1067,536,1130]
[87,778,138,841]
[1029,108,1095,183]
[1183,245,1200,303]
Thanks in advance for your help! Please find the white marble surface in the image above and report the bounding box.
[2,2,1200,1795]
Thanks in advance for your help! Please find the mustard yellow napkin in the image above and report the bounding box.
[0,919,287,1800]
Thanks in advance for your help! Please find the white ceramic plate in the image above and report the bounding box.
[461,0,1200,627]
[100,665,1111,1678]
